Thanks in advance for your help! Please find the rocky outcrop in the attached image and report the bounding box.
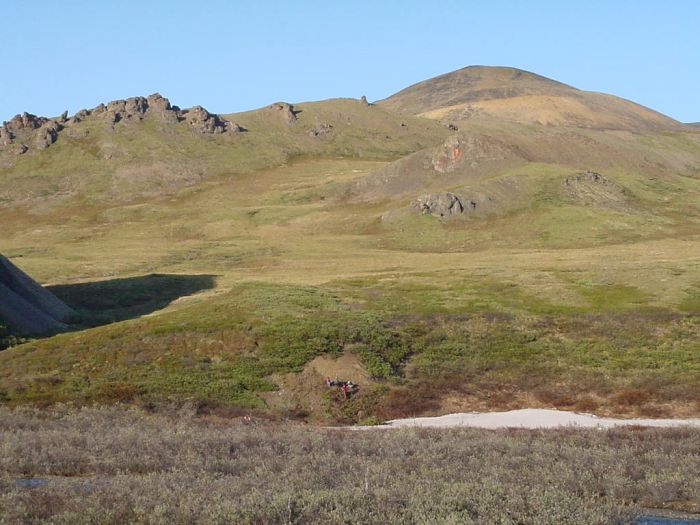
[0,94,235,156]
[103,96,149,124]
[3,112,48,133]
[411,192,475,217]
[0,254,75,335]
[70,109,90,124]
[33,121,62,150]
[1,113,61,154]
[184,105,230,134]
[0,126,13,146]
[90,94,184,126]
[267,102,298,124]
[146,93,180,124]
[563,170,630,211]
[360,96,370,106]
[432,134,512,173]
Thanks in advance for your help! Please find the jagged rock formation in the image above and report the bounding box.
[0,255,75,335]
[411,192,474,217]
[33,121,62,150]
[183,105,230,134]
[0,112,58,155]
[0,94,236,156]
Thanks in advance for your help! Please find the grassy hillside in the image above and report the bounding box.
[0,97,448,209]
[0,70,699,421]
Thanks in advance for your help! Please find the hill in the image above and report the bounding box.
[377,66,685,131]
[0,66,698,421]
[0,254,74,336]
[0,95,447,209]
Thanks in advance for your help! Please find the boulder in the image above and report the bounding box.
[411,192,470,217]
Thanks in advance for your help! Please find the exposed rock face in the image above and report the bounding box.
[184,105,229,133]
[411,192,473,217]
[360,95,370,106]
[0,254,75,335]
[267,102,297,124]
[104,96,149,124]
[3,112,48,132]
[432,134,511,173]
[0,94,234,156]
[0,126,13,146]
[33,121,62,150]
[146,93,180,123]
[432,136,464,173]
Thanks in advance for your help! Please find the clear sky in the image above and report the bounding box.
[1,0,699,123]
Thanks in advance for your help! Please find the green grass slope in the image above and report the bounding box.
[0,72,699,421]
[0,96,448,209]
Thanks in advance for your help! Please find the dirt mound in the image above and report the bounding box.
[0,255,74,335]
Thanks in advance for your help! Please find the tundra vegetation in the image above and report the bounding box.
[0,66,699,521]
[1,406,699,524]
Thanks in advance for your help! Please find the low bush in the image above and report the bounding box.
[1,406,698,524]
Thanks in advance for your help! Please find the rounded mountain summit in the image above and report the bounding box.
[377,66,683,132]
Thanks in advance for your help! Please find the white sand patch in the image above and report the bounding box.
[383,409,700,429]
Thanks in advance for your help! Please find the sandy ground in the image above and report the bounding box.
[382,408,700,429]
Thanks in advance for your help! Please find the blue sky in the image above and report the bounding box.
[1,1,698,123]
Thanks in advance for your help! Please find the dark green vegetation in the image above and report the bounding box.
[0,66,699,420]
[1,407,699,524]
[1,281,697,421]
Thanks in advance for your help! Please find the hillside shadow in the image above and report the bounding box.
[47,273,217,327]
